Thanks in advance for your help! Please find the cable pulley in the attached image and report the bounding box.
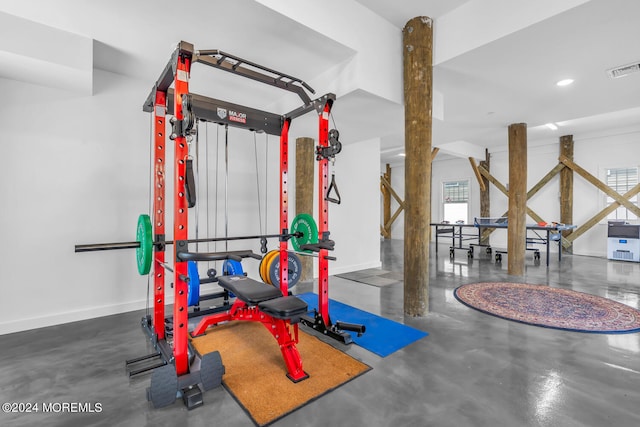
[169,94,196,140]
[315,128,342,160]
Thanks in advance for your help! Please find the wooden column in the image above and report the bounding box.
[479,149,490,245]
[559,135,574,253]
[296,137,315,282]
[403,16,432,316]
[382,164,392,239]
[508,123,527,276]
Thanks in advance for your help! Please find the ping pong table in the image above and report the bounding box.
[432,217,576,266]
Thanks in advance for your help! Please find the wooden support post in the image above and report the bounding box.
[403,16,432,316]
[479,149,490,245]
[508,123,527,276]
[382,164,392,239]
[296,137,315,282]
[560,135,574,253]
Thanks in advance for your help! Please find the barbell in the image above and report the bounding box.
[75,213,319,275]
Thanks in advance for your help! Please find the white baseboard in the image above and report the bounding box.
[0,299,148,336]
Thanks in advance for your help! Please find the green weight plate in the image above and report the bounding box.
[291,213,318,253]
[136,214,153,275]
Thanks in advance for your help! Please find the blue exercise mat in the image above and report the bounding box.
[296,292,428,357]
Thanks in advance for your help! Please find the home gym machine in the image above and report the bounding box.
[75,41,363,409]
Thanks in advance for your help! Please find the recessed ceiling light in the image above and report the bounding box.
[398,153,406,157]
[545,123,558,130]
[556,79,574,87]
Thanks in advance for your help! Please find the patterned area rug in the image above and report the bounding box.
[454,282,640,333]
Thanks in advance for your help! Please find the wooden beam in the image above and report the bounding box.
[508,123,527,276]
[469,157,487,192]
[296,137,315,281]
[527,162,565,200]
[479,149,490,245]
[478,166,508,194]
[381,175,406,208]
[559,135,574,253]
[380,224,390,239]
[477,165,505,241]
[564,182,640,245]
[559,155,640,216]
[477,160,564,246]
[385,206,405,230]
[403,16,433,316]
[478,164,558,225]
[381,164,391,239]
[380,171,407,238]
[431,147,440,162]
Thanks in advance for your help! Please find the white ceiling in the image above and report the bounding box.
[1,0,639,166]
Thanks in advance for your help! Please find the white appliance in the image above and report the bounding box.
[607,222,640,262]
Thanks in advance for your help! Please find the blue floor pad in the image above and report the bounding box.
[296,292,428,357]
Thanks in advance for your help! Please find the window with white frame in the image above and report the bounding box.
[606,167,638,221]
[443,180,469,223]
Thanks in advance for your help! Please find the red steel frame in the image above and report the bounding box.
[191,298,306,381]
[172,54,192,376]
[152,91,167,341]
[317,101,332,325]
[279,119,291,295]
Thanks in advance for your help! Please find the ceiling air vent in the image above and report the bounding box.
[606,61,640,79]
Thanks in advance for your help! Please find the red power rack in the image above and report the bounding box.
[127,41,362,409]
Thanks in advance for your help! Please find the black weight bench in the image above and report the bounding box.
[216,275,308,321]
[217,275,282,304]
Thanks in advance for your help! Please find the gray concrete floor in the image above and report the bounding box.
[1,240,640,427]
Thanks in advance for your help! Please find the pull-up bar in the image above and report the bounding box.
[143,40,323,120]
[194,49,315,104]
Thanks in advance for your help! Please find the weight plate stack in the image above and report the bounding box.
[268,252,302,289]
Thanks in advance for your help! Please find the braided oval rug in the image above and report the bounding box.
[454,282,640,333]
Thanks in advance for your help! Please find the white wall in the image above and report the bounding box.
[0,71,150,335]
[326,137,381,274]
[0,70,382,335]
[381,128,640,258]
